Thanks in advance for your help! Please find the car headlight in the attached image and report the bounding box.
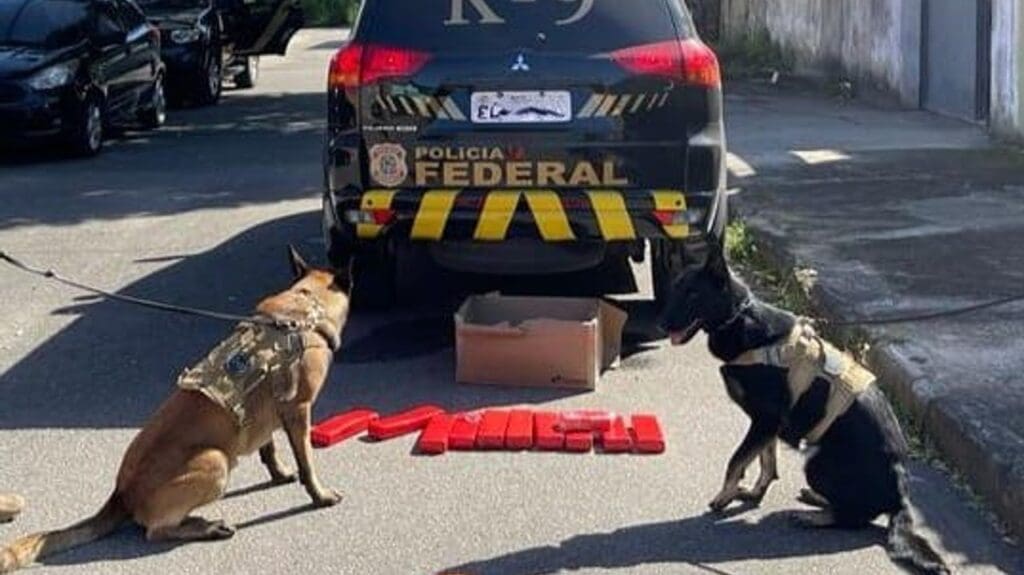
[28,62,77,91]
[170,28,203,44]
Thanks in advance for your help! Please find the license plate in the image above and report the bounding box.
[470,91,572,124]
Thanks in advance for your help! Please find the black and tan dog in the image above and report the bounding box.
[661,243,948,575]
[1,248,350,573]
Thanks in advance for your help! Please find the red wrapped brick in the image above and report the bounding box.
[368,405,445,441]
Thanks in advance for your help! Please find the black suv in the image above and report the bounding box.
[322,0,727,308]
[0,0,165,156]
[138,0,304,106]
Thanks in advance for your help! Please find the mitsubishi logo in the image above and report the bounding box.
[511,53,530,72]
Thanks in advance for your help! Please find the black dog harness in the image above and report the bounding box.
[728,319,876,443]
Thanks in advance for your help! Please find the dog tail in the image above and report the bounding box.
[886,507,949,575]
[0,492,127,573]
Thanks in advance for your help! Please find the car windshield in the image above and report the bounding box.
[361,0,687,52]
[0,0,88,48]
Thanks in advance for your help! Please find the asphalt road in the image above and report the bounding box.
[1,29,1020,575]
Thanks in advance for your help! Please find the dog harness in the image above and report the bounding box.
[177,294,336,426]
[729,319,876,443]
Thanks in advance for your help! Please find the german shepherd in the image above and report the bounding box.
[1,247,350,573]
[660,243,949,575]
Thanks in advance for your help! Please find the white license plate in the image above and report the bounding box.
[470,91,572,124]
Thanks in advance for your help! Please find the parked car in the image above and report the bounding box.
[321,0,728,308]
[137,0,304,106]
[0,0,165,156]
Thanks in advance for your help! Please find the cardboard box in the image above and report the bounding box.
[454,295,628,390]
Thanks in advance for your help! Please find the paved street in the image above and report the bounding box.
[1,29,1021,575]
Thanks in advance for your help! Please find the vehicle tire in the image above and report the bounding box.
[351,246,397,311]
[138,76,167,130]
[67,96,104,157]
[234,56,259,89]
[191,49,222,106]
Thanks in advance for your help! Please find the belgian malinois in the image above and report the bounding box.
[660,243,948,575]
[1,247,350,572]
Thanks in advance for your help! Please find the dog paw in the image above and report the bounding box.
[708,494,735,513]
[206,520,237,540]
[312,489,344,508]
[270,471,298,486]
[734,488,766,505]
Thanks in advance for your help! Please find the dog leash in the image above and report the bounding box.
[0,249,294,329]
[815,293,1024,328]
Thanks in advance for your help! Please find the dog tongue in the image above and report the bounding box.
[669,332,687,346]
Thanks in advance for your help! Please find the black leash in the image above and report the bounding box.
[819,292,1024,327]
[0,250,288,329]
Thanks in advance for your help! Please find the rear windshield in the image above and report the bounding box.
[0,0,89,48]
[360,0,688,52]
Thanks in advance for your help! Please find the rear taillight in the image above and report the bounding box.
[610,39,721,88]
[329,42,432,89]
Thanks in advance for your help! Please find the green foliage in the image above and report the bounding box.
[712,29,793,80]
[301,0,361,27]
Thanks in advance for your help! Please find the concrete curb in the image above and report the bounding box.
[740,218,1024,539]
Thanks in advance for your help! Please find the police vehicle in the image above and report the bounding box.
[322,0,727,308]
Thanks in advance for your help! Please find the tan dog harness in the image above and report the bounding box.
[177,295,335,426]
[729,319,876,443]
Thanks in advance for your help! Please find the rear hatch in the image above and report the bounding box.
[334,0,718,193]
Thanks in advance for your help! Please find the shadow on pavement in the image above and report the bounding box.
[441,511,885,575]
[0,210,665,429]
[0,91,326,230]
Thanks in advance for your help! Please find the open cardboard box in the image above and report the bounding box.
[454,294,628,390]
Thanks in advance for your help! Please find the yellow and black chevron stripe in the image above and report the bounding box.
[576,92,672,118]
[375,94,466,120]
[351,189,699,242]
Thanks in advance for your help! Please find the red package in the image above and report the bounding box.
[417,414,455,455]
[599,416,632,453]
[449,411,483,450]
[534,411,565,450]
[311,409,379,448]
[564,430,594,452]
[368,405,445,441]
[476,410,511,449]
[631,414,665,454]
[505,410,535,450]
[555,410,616,433]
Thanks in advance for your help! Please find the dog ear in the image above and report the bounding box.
[287,245,311,279]
[705,241,729,280]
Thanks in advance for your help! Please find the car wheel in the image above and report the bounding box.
[234,56,259,89]
[138,76,167,129]
[192,50,222,106]
[67,97,104,157]
[351,246,397,311]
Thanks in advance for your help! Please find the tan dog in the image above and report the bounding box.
[1,247,350,572]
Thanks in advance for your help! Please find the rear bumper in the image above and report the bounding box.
[323,187,722,274]
[325,188,714,243]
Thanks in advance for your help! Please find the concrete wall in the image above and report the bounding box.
[721,0,1024,140]
[991,0,1023,141]
[720,0,922,106]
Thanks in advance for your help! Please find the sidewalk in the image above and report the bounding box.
[726,82,1024,538]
